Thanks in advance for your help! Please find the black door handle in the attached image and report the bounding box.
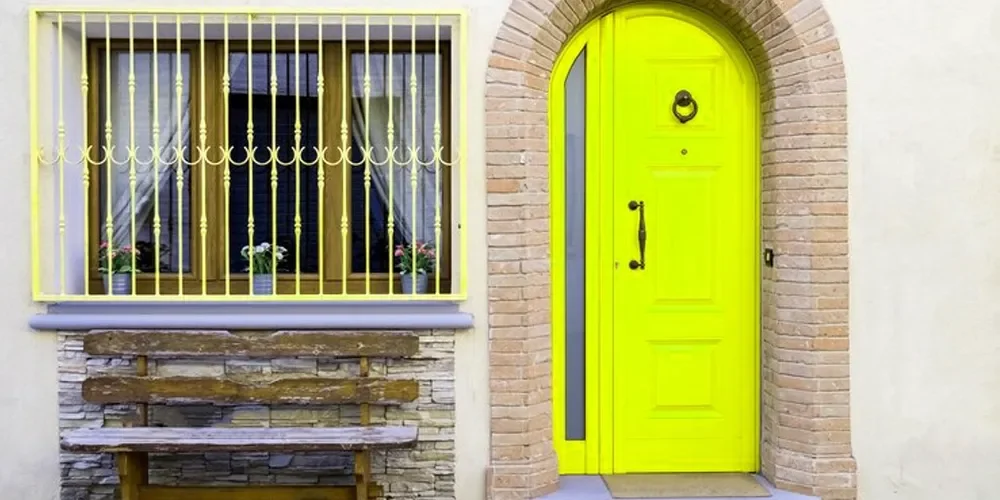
[629,201,646,270]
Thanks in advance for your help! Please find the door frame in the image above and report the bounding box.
[550,2,762,475]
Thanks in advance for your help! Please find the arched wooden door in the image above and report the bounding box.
[551,2,760,474]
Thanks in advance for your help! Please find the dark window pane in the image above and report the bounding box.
[227,52,321,274]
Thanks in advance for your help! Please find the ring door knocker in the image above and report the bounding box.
[673,89,698,124]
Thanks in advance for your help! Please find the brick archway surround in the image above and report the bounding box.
[485,0,853,499]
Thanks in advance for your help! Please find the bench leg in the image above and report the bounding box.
[354,450,370,500]
[116,452,148,500]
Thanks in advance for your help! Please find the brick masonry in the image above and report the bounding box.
[58,330,456,500]
[485,0,853,499]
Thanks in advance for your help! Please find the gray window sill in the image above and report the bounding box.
[30,301,473,331]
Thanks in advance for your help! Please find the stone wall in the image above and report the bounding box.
[58,330,456,500]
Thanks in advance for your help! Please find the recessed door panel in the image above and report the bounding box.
[648,166,718,304]
[650,340,718,410]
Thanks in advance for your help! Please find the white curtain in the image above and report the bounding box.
[107,52,190,267]
[351,53,439,247]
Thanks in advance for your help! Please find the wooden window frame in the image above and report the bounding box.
[86,38,453,296]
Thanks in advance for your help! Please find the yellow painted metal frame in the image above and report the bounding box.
[550,16,604,475]
[550,2,761,475]
[28,7,469,302]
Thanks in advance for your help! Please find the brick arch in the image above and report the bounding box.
[485,0,853,498]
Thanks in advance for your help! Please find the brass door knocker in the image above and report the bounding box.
[673,89,698,124]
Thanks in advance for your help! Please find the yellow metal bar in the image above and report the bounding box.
[269,16,278,293]
[81,14,90,296]
[199,15,208,295]
[38,292,465,302]
[316,17,324,295]
[459,10,468,297]
[152,15,161,295]
[434,16,442,294]
[247,13,256,295]
[222,14,231,295]
[294,16,302,295]
[340,17,348,296]
[29,9,40,298]
[409,16,417,295]
[58,14,66,295]
[175,14,184,295]
[129,15,137,295]
[35,7,468,15]
[104,15,113,295]
[386,17,394,296]
[363,16,372,295]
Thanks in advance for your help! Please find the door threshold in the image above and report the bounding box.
[539,475,819,500]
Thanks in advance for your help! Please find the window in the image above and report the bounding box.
[29,11,464,299]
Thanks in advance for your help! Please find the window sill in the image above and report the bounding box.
[30,301,473,331]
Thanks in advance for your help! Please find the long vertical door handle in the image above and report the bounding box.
[629,201,646,270]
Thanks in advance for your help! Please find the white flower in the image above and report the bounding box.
[260,242,271,250]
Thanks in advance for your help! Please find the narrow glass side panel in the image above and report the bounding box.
[564,48,586,442]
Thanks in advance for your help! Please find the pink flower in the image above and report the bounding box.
[394,248,404,257]
[100,241,109,249]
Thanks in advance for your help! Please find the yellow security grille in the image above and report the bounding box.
[29,8,467,301]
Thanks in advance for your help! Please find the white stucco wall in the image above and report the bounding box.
[5,0,1000,499]
[0,0,60,497]
[826,1,1000,498]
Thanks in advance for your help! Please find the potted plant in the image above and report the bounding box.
[241,241,287,295]
[395,241,435,294]
[97,241,139,295]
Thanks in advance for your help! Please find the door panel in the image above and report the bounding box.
[611,6,758,473]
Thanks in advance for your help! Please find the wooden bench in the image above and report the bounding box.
[61,330,421,500]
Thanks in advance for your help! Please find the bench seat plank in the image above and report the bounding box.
[61,426,417,453]
[84,331,419,358]
[139,485,382,500]
[83,376,419,405]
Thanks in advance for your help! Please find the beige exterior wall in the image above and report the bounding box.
[3,0,1000,499]
[824,1,1000,499]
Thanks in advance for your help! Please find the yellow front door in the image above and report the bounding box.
[550,3,759,475]
[610,5,759,473]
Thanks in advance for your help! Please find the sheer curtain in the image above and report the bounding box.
[351,53,439,247]
[106,52,190,270]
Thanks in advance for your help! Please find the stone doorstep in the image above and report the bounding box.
[539,475,819,500]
